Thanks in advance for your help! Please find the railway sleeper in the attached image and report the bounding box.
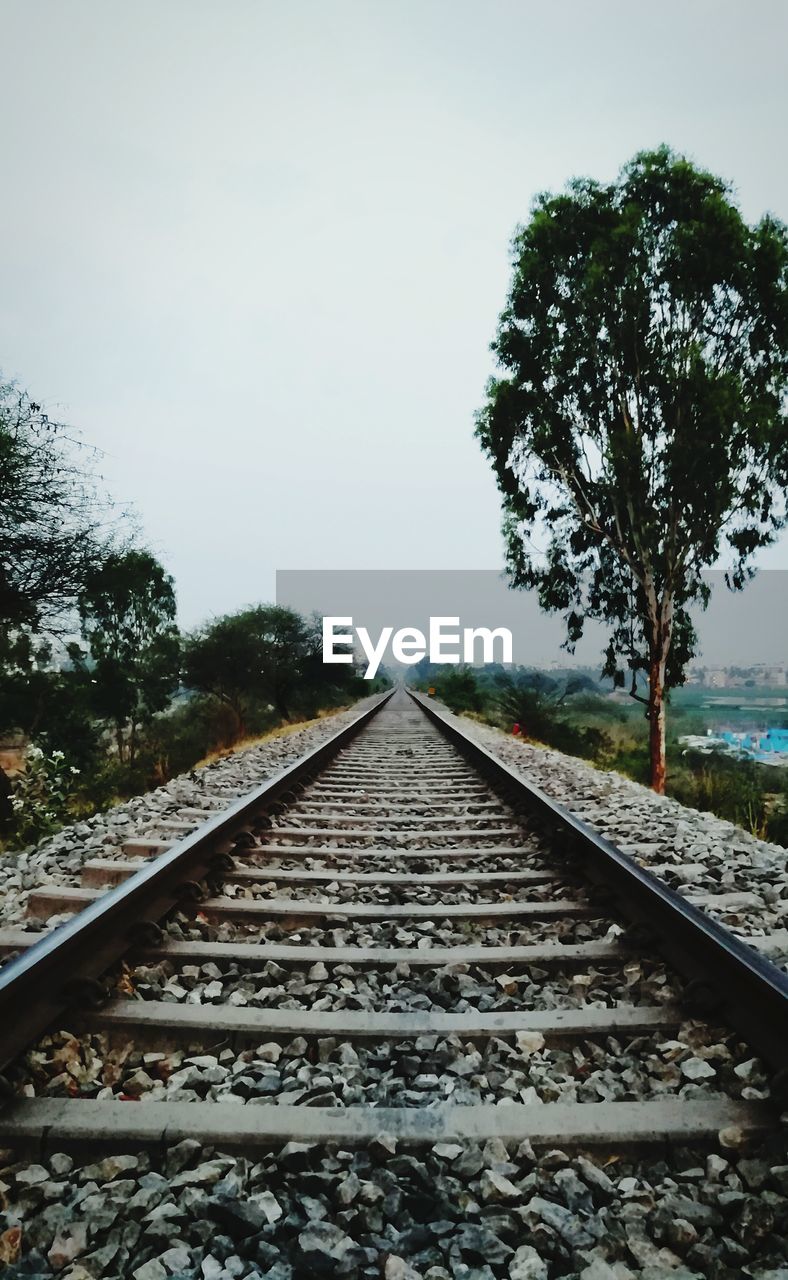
[76,998,687,1043]
[0,928,625,968]
[25,886,595,922]
[0,1096,772,1159]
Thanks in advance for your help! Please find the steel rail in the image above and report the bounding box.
[0,688,394,1072]
[408,688,788,1076]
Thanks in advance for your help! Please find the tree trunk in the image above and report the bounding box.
[648,653,667,794]
[229,700,245,743]
[0,766,13,830]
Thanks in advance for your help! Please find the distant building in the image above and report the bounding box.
[745,663,787,686]
[706,669,728,688]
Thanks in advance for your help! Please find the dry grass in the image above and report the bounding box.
[191,705,353,771]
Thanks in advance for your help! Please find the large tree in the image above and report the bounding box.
[0,382,112,639]
[477,147,788,791]
[183,605,356,739]
[77,550,180,764]
[183,605,324,737]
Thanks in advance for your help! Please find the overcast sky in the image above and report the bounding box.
[1,0,787,641]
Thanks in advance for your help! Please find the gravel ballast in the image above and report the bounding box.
[12,1020,769,1111]
[442,708,788,954]
[2,1135,787,1279]
[0,699,382,930]
[3,691,788,1279]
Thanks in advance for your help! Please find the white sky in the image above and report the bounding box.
[1,0,787,629]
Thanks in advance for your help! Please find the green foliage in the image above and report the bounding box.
[141,697,250,780]
[766,802,788,849]
[76,549,180,763]
[493,670,614,763]
[476,146,788,788]
[184,606,297,734]
[430,668,485,714]
[0,631,102,774]
[415,665,613,765]
[669,751,774,838]
[183,606,368,738]
[8,744,79,845]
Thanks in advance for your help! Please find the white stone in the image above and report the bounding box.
[385,1258,423,1280]
[480,1169,520,1201]
[251,1190,283,1223]
[580,1261,636,1280]
[133,1262,168,1280]
[432,1143,463,1160]
[510,1245,549,1280]
[515,1031,545,1056]
[680,1057,716,1080]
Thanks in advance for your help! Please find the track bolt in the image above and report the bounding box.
[552,828,573,855]
[770,1067,788,1105]
[253,816,273,831]
[681,978,724,1014]
[589,886,618,910]
[128,920,164,947]
[61,977,109,1009]
[233,830,258,846]
[210,853,235,874]
[621,922,660,949]
[175,881,205,903]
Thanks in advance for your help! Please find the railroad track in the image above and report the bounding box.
[0,687,787,1275]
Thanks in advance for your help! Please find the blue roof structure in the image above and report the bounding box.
[720,728,788,763]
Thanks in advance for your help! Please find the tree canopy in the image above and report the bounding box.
[183,605,315,734]
[0,382,113,639]
[183,605,365,736]
[76,549,180,763]
[476,147,788,790]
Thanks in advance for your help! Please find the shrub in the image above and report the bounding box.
[8,744,79,846]
[668,751,772,837]
[432,669,484,714]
